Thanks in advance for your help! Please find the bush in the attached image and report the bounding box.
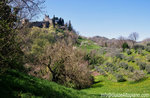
[104,67,111,72]
[115,53,125,60]
[126,49,132,55]
[137,49,142,54]
[84,50,104,66]
[145,46,150,52]
[95,67,107,76]
[146,55,150,62]
[115,74,126,82]
[145,65,150,74]
[133,44,145,50]
[128,66,134,72]
[46,42,94,89]
[137,62,146,70]
[147,43,150,46]
[129,70,146,82]
[122,42,130,51]
[106,62,114,67]
[127,56,135,62]
[119,62,128,70]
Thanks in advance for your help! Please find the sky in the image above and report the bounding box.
[40,0,150,41]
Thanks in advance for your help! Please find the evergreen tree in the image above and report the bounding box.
[62,19,64,26]
[68,20,72,31]
[122,42,130,51]
[52,15,55,28]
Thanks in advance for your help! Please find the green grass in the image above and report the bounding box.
[77,37,101,52]
[81,75,150,96]
[0,70,99,98]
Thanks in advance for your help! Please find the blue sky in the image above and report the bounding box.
[41,0,150,41]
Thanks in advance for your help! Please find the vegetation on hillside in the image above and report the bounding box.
[1,0,150,97]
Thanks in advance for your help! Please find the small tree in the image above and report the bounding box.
[128,32,139,47]
[41,41,94,89]
[122,42,130,51]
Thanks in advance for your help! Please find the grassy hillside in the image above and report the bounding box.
[77,37,101,52]
[0,70,99,98]
[82,75,150,96]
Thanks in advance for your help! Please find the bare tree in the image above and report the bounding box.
[8,0,45,20]
[118,36,126,48]
[128,32,139,46]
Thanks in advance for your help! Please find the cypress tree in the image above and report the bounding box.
[68,20,72,31]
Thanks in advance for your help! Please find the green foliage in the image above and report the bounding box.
[133,44,145,50]
[0,0,23,70]
[119,62,128,70]
[122,42,129,51]
[145,46,150,52]
[145,65,150,74]
[137,62,146,70]
[115,74,126,82]
[147,43,150,46]
[0,70,98,98]
[128,66,134,72]
[106,62,114,67]
[85,50,104,66]
[128,70,146,82]
[146,55,150,62]
[127,56,135,62]
[68,20,73,31]
[126,49,132,55]
[115,53,125,60]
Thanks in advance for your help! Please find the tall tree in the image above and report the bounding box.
[68,20,72,31]
[52,15,56,28]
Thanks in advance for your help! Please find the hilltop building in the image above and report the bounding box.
[22,15,64,28]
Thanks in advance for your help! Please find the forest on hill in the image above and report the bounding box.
[1,0,150,98]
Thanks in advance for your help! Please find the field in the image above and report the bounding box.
[82,75,150,97]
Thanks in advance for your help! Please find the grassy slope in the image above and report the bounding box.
[78,38,150,96]
[0,70,99,98]
[77,37,101,52]
[81,75,150,95]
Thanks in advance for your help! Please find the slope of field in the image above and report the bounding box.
[0,70,99,98]
[81,75,150,97]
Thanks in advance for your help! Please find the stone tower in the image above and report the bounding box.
[43,14,53,24]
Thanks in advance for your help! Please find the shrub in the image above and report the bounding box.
[115,53,125,60]
[126,49,132,55]
[104,67,111,72]
[33,41,94,89]
[106,62,114,67]
[145,46,150,52]
[115,74,126,82]
[147,43,150,46]
[95,67,107,76]
[111,66,118,71]
[145,65,150,74]
[84,50,104,66]
[119,62,128,70]
[137,62,146,70]
[137,49,142,54]
[127,56,135,62]
[146,55,150,62]
[128,66,134,72]
[122,42,130,51]
[133,44,145,50]
[129,70,146,82]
